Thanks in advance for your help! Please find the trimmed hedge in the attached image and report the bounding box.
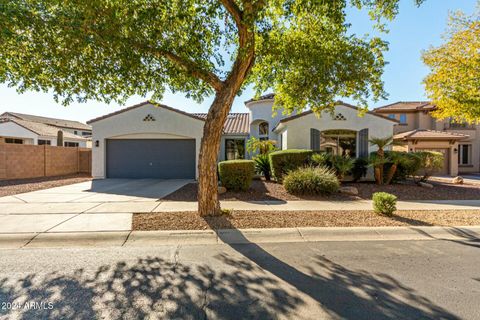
[283,166,340,195]
[269,149,313,181]
[218,160,255,191]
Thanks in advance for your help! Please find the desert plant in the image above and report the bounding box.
[330,155,355,180]
[414,151,444,183]
[253,153,272,181]
[310,152,333,168]
[218,160,255,191]
[246,137,276,155]
[384,151,409,185]
[283,166,340,195]
[351,158,368,182]
[269,149,313,182]
[369,136,393,185]
[372,192,397,215]
[368,154,388,184]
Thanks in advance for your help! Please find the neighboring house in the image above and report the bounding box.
[373,101,475,176]
[0,112,91,147]
[88,97,397,179]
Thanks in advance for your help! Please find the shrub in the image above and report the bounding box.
[351,158,368,182]
[372,192,397,215]
[311,152,333,168]
[414,151,444,182]
[269,149,313,181]
[253,153,272,181]
[283,166,340,195]
[330,155,355,180]
[218,160,255,191]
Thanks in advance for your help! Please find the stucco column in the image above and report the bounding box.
[450,144,458,177]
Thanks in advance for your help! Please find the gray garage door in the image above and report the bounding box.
[106,139,195,179]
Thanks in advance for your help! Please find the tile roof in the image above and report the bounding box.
[0,118,87,140]
[394,129,468,140]
[272,101,398,131]
[374,101,436,113]
[1,112,91,131]
[244,93,275,104]
[192,113,250,134]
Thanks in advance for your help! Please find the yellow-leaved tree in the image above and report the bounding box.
[422,6,480,123]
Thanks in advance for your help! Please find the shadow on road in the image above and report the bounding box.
[206,215,459,320]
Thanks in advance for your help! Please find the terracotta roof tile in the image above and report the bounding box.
[394,129,468,140]
[244,93,275,104]
[192,113,250,134]
[374,101,436,113]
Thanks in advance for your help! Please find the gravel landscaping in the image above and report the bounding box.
[0,174,92,197]
[163,179,480,201]
[133,209,480,230]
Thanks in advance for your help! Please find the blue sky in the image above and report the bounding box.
[0,0,477,123]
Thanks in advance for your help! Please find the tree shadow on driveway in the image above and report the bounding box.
[206,216,460,320]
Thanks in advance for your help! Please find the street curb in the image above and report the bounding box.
[1,226,480,249]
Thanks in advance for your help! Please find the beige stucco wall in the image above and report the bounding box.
[90,103,205,179]
[278,105,396,154]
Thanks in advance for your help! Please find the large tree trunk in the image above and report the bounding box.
[197,89,238,216]
[197,18,255,216]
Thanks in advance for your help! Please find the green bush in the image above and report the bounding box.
[218,160,255,191]
[330,155,355,180]
[415,151,444,182]
[253,153,272,181]
[351,158,368,182]
[283,166,340,195]
[372,192,397,215]
[269,149,313,181]
[311,152,333,168]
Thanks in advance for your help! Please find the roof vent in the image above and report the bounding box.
[143,114,156,122]
[333,113,346,121]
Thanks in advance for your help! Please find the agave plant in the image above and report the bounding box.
[253,153,272,181]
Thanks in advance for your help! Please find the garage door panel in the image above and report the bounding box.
[106,139,195,179]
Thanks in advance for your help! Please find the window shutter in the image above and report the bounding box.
[310,128,321,151]
[358,128,369,158]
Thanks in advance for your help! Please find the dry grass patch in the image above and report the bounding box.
[133,210,480,231]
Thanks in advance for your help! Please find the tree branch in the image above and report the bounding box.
[219,0,244,29]
[160,51,224,92]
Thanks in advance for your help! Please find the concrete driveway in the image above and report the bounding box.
[0,179,192,234]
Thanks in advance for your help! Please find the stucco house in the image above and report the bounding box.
[0,112,91,147]
[88,96,397,179]
[373,102,475,176]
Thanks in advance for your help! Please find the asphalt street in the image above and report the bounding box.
[1,239,479,319]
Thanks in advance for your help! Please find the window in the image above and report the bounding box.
[38,139,51,145]
[5,138,23,144]
[399,114,407,124]
[64,142,79,147]
[320,130,356,157]
[225,139,245,160]
[258,121,269,138]
[458,144,472,165]
[388,114,396,119]
[82,131,91,136]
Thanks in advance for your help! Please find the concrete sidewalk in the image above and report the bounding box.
[1,225,479,249]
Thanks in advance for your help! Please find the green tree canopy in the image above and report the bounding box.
[0,0,422,215]
[422,6,480,123]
